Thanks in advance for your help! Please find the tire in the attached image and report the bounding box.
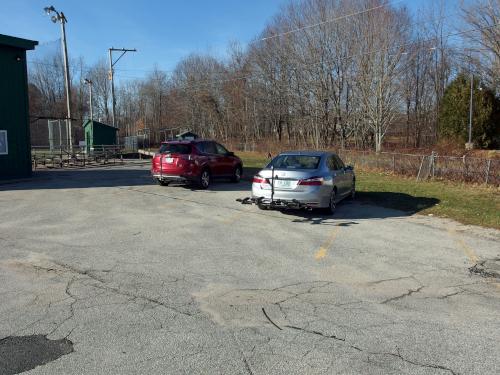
[157,179,169,186]
[198,169,211,189]
[322,188,337,215]
[231,166,242,183]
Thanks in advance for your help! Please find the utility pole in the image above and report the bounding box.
[468,71,473,148]
[84,79,93,120]
[44,6,73,153]
[108,47,137,129]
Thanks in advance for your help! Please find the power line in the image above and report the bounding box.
[254,0,407,43]
[115,23,499,94]
[28,0,416,79]
[27,22,498,92]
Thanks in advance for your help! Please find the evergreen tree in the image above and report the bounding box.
[439,74,500,149]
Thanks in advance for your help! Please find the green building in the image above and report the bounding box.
[83,120,118,151]
[0,34,38,179]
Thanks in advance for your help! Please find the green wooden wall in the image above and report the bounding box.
[0,45,31,178]
[83,120,118,150]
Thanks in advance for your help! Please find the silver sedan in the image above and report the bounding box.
[251,151,355,213]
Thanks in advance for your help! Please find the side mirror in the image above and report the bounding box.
[226,151,235,157]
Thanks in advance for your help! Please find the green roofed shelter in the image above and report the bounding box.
[83,120,119,151]
[176,130,198,140]
[0,34,38,179]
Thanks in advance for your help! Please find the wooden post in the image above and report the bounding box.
[392,154,396,174]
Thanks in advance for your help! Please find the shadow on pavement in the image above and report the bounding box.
[0,165,440,224]
[0,166,154,191]
[0,165,254,193]
[355,192,440,215]
[274,191,440,225]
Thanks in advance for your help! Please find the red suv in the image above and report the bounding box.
[151,140,243,189]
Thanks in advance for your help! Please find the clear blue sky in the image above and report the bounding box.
[1,0,288,79]
[1,0,462,80]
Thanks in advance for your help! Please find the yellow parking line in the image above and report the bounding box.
[315,227,340,260]
[447,228,479,264]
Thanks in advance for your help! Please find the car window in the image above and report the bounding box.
[334,155,345,169]
[327,156,338,171]
[201,141,217,154]
[215,143,229,155]
[159,143,191,154]
[267,155,321,170]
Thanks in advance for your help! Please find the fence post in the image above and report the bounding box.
[392,154,396,174]
[485,159,491,185]
[431,151,436,178]
[463,155,467,181]
[416,156,425,181]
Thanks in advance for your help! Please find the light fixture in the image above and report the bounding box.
[44,6,55,15]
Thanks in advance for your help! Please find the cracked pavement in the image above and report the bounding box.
[0,162,499,374]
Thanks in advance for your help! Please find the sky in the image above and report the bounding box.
[1,0,289,80]
[1,0,462,81]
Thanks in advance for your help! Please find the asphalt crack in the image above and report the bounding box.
[284,324,346,342]
[369,348,458,375]
[381,286,424,304]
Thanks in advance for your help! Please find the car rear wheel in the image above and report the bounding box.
[231,166,242,183]
[198,169,211,189]
[322,189,336,215]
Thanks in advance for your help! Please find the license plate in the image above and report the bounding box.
[164,157,174,163]
[274,180,292,188]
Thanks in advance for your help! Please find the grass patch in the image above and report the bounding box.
[238,151,500,229]
[356,171,499,229]
[238,151,270,168]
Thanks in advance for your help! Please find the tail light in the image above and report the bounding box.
[252,175,269,184]
[298,177,324,186]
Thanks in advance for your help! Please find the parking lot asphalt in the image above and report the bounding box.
[1,161,499,374]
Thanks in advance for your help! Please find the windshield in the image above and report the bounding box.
[159,143,191,154]
[267,154,321,170]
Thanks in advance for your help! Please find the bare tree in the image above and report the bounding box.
[461,0,500,92]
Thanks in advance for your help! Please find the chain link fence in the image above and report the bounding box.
[338,150,499,185]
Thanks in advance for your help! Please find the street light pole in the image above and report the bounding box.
[108,47,137,129]
[44,6,73,153]
[84,79,93,120]
[468,72,473,146]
